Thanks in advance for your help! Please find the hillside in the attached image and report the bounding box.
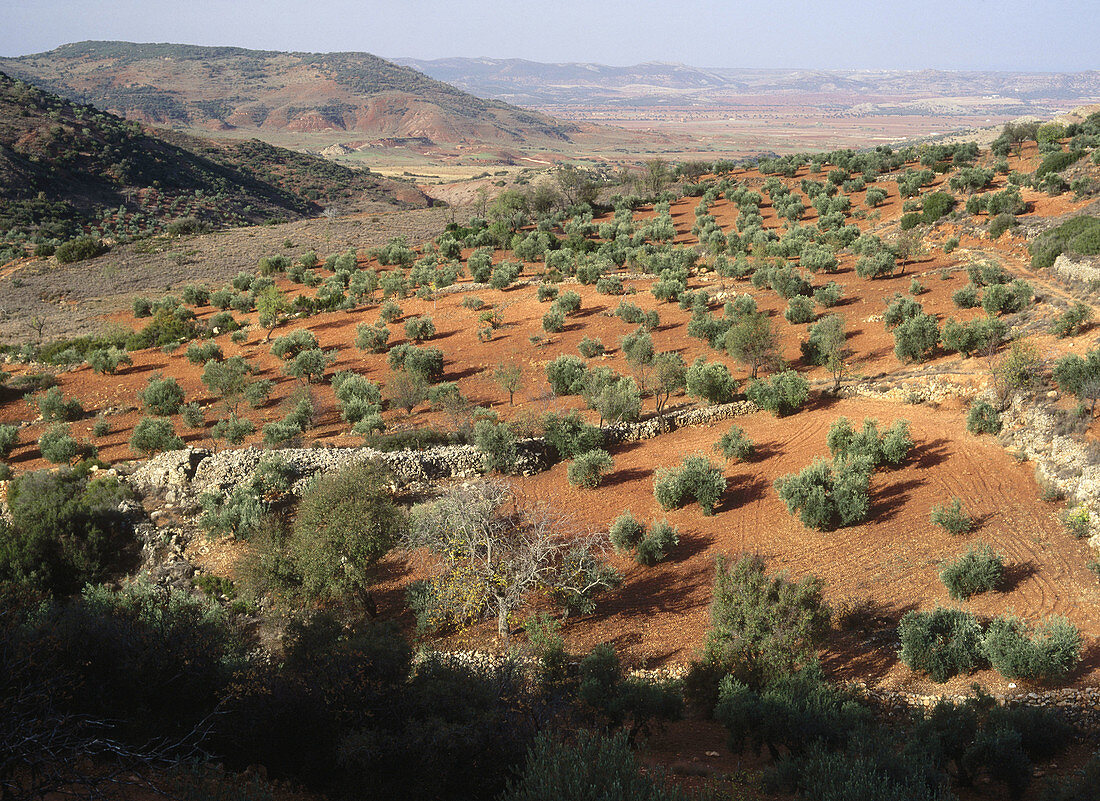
[0,70,428,241]
[0,41,578,147]
[397,57,1100,111]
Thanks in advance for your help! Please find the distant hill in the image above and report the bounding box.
[396,57,1100,111]
[0,42,577,146]
[0,70,428,241]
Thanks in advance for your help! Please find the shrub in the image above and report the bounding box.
[185,341,222,366]
[653,454,726,516]
[930,496,973,534]
[271,328,319,360]
[473,420,518,473]
[953,284,981,309]
[501,730,690,801]
[983,615,1082,683]
[967,400,1002,435]
[386,344,444,382]
[403,315,436,342]
[941,543,1003,600]
[137,376,185,417]
[180,402,205,428]
[609,512,645,553]
[55,236,107,264]
[747,370,809,417]
[774,457,871,530]
[577,336,605,358]
[289,462,404,604]
[568,449,614,489]
[0,424,19,457]
[699,554,830,688]
[542,411,603,460]
[685,358,739,405]
[354,322,390,354]
[635,521,679,566]
[783,295,815,324]
[988,213,1017,239]
[489,261,522,290]
[536,284,558,302]
[898,607,984,682]
[826,417,913,467]
[1051,302,1092,338]
[87,346,132,374]
[541,308,565,333]
[37,424,82,464]
[0,469,130,595]
[130,416,184,455]
[36,386,83,422]
[545,354,588,395]
[813,281,843,307]
[941,316,1007,357]
[893,312,940,363]
[981,280,1032,315]
[379,299,402,322]
[714,425,754,462]
[243,379,273,409]
[210,414,254,446]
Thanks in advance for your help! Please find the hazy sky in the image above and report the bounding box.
[1,0,1096,71]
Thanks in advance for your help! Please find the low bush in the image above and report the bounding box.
[403,315,436,342]
[653,454,726,516]
[567,449,614,489]
[55,236,107,264]
[941,543,1003,599]
[783,295,815,324]
[685,358,739,405]
[893,313,940,363]
[542,411,602,460]
[635,520,679,565]
[898,607,984,682]
[130,416,184,455]
[967,400,1002,435]
[774,457,871,530]
[356,323,390,353]
[609,512,645,553]
[36,386,83,422]
[930,496,973,534]
[746,370,809,417]
[714,425,754,462]
[577,336,605,358]
[38,425,82,464]
[983,615,1082,683]
[185,341,222,366]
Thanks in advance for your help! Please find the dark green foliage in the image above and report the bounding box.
[715,666,869,760]
[966,401,1002,435]
[545,354,588,395]
[210,414,254,446]
[577,336,605,358]
[502,730,690,801]
[609,511,645,553]
[0,424,19,457]
[55,236,107,263]
[36,386,83,421]
[473,420,518,473]
[576,644,683,740]
[893,313,940,363]
[542,411,603,460]
[270,328,319,360]
[289,462,404,604]
[952,284,980,309]
[403,315,436,342]
[699,554,830,689]
[355,322,390,353]
[129,416,184,455]
[774,457,872,530]
[87,346,133,374]
[883,293,924,329]
[653,454,726,515]
[714,425,754,462]
[981,280,1033,315]
[180,402,204,428]
[567,449,614,489]
[138,375,185,416]
[635,520,679,566]
[941,316,1007,357]
[386,343,444,382]
[185,341,222,366]
[536,283,558,302]
[784,295,815,324]
[855,250,897,279]
[941,543,1003,600]
[930,497,973,534]
[988,213,1017,239]
[982,615,1082,683]
[826,417,913,467]
[0,469,130,595]
[1030,215,1100,267]
[898,607,984,682]
[685,357,739,405]
[747,370,809,417]
[1035,149,1086,178]
[37,424,82,464]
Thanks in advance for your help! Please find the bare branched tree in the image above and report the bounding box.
[405,481,618,645]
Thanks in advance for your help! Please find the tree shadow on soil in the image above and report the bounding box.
[722,474,768,511]
[911,438,951,470]
[820,598,919,686]
[602,466,650,489]
[999,561,1037,593]
[869,477,922,523]
[666,530,712,564]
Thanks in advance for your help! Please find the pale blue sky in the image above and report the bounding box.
[1,0,1096,71]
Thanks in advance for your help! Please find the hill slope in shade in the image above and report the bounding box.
[0,42,577,146]
[0,71,427,240]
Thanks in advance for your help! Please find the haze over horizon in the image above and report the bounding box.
[1,0,1097,73]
